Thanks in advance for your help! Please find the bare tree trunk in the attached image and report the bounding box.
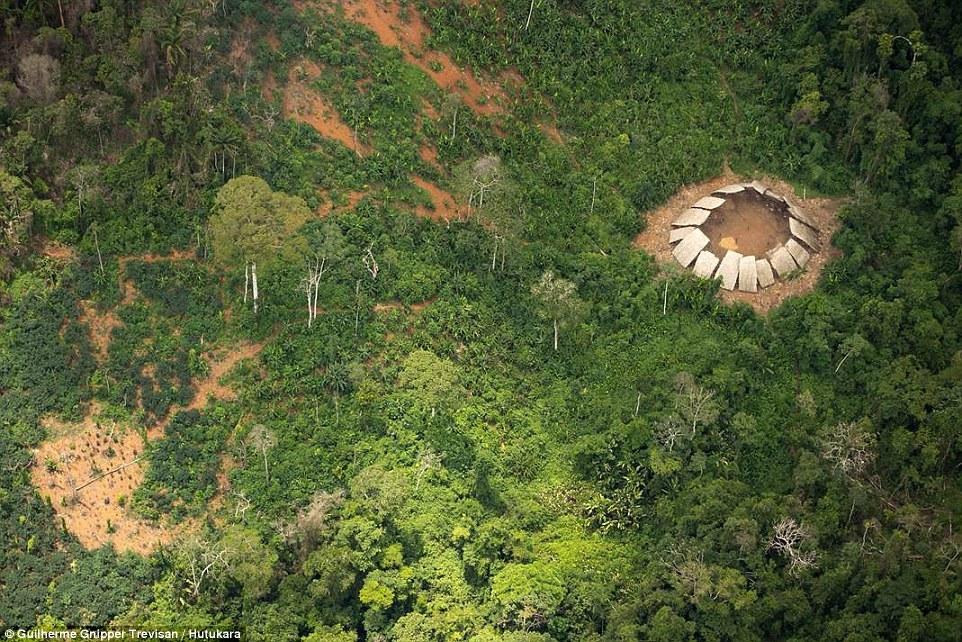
[553,318,558,351]
[244,262,249,305]
[305,256,325,327]
[491,237,498,271]
[312,271,320,323]
[306,275,313,328]
[354,280,361,337]
[251,262,259,313]
[835,348,855,374]
[93,226,104,275]
[525,0,535,31]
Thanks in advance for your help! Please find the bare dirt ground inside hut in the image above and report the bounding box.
[633,170,844,313]
[700,190,791,257]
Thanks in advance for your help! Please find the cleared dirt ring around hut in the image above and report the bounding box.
[634,172,843,313]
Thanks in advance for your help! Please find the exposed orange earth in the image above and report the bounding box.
[32,406,169,555]
[31,343,262,554]
[296,0,510,117]
[282,59,367,154]
[418,143,442,170]
[31,253,264,554]
[316,189,368,217]
[411,175,461,221]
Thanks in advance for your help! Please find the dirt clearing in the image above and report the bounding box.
[282,60,366,154]
[634,169,844,313]
[316,189,367,217]
[295,0,509,117]
[411,175,461,221]
[31,341,263,554]
[31,408,170,555]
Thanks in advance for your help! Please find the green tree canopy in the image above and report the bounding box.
[209,175,310,272]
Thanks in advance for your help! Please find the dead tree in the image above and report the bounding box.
[180,536,232,600]
[243,260,259,313]
[251,261,259,313]
[302,255,327,328]
[354,279,362,336]
[363,245,379,280]
[661,544,720,602]
[490,234,504,271]
[231,490,251,519]
[524,0,536,31]
[769,517,817,575]
[246,424,276,483]
[282,489,346,554]
[470,174,500,211]
[673,373,718,436]
[415,448,442,490]
[655,417,685,452]
[820,421,875,482]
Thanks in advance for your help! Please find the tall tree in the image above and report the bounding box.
[300,220,347,328]
[531,270,585,351]
[209,176,309,313]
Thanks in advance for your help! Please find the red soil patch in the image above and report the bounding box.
[373,299,433,313]
[32,407,172,555]
[129,250,194,263]
[633,169,843,314]
[72,251,196,363]
[418,144,441,170]
[316,189,367,217]
[188,342,262,409]
[421,99,440,121]
[539,121,563,144]
[30,342,263,554]
[411,175,461,221]
[299,0,508,117]
[40,240,76,261]
[262,69,278,101]
[115,250,194,304]
[265,30,281,52]
[229,19,255,74]
[282,60,367,154]
[79,300,121,362]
